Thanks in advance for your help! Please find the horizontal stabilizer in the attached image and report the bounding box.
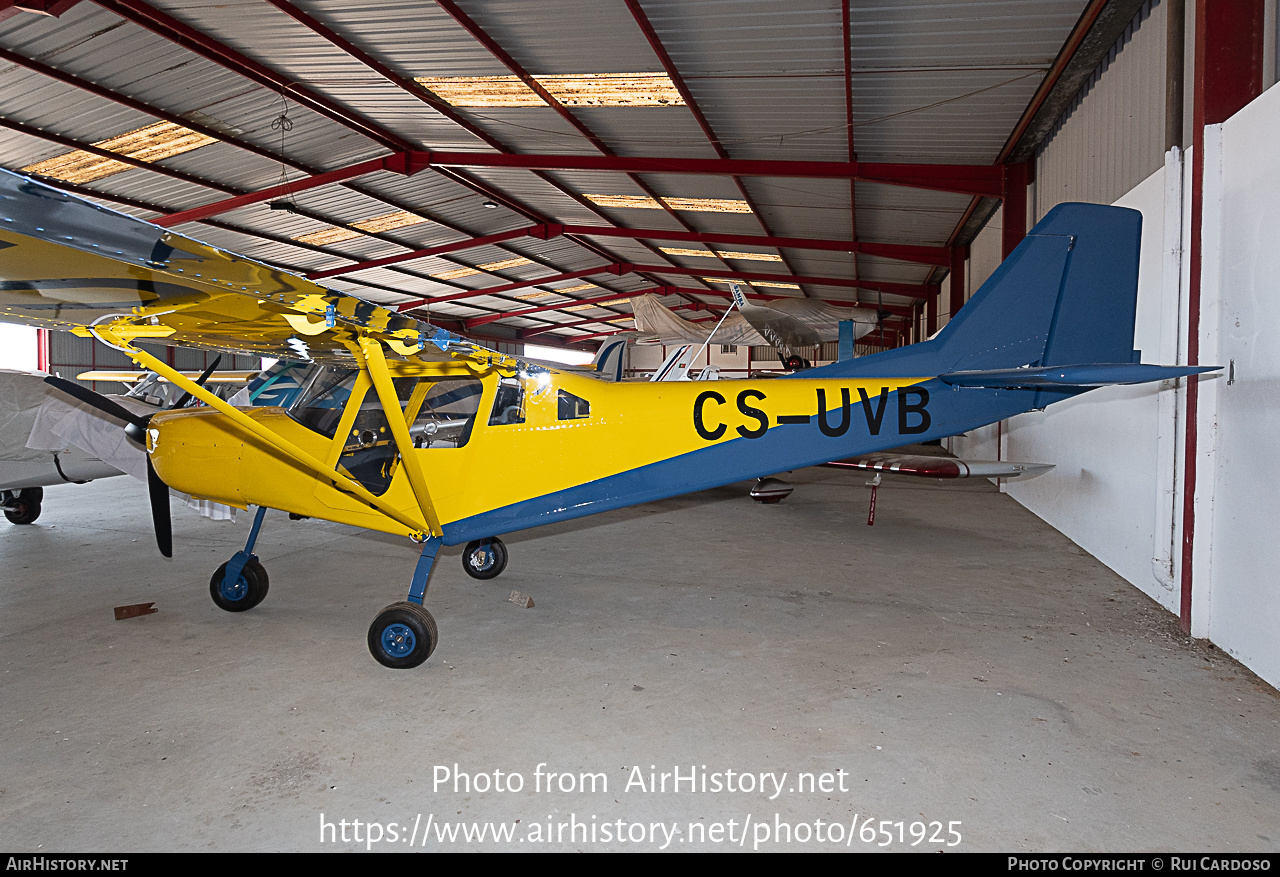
[939,363,1218,390]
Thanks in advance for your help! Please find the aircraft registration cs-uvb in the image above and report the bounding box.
[0,170,1213,668]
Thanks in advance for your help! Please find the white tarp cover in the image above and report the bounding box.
[630,294,880,346]
[3,370,236,520]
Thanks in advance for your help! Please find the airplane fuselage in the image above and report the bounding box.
[148,361,1062,545]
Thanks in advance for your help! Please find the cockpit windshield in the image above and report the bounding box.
[287,367,357,438]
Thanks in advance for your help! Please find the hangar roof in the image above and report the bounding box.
[0,0,1135,349]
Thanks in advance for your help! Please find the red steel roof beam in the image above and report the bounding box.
[306,228,535,280]
[433,0,732,282]
[146,147,1008,228]
[93,0,411,153]
[399,266,620,311]
[154,156,390,228]
[468,281,915,330]
[257,0,665,282]
[561,224,949,266]
[946,0,1109,250]
[83,0,641,312]
[397,262,927,314]
[399,150,1003,190]
[623,0,810,292]
[309,221,950,280]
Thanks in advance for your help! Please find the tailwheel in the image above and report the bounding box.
[210,558,270,612]
[462,537,508,580]
[368,601,438,669]
[3,488,43,525]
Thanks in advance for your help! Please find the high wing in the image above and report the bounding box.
[0,170,507,370]
[77,370,260,384]
[630,292,877,351]
[737,302,823,349]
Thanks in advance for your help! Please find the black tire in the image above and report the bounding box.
[368,601,438,669]
[209,558,270,612]
[462,537,508,580]
[4,499,40,525]
[783,354,806,371]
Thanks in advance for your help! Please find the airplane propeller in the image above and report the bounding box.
[42,355,223,558]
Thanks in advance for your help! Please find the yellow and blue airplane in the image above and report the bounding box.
[0,169,1214,668]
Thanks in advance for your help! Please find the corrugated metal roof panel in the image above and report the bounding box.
[0,0,1099,343]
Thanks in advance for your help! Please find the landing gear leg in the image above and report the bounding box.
[210,505,270,611]
[368,538,440,669]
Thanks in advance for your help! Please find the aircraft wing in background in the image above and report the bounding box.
[824,453,1055,480]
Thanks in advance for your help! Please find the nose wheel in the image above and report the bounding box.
[463,537,508,580]
[368,601,439,669]
[209,505,270,612]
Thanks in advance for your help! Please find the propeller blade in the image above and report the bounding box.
[42,375,148,429]
[169,354,222,410]
[146,456,173,558]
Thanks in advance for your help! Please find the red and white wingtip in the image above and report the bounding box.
[749,477,794,503]
[825,453,1054,480]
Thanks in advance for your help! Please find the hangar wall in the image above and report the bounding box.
[1188,85,1280,683]
[951,3,1280,687]
[955,161,1185,614]
[1032,0,1168,218]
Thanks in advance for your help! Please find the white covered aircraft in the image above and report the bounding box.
[0,361,316,524]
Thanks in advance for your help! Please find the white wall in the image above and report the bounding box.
[1189,84,1280,686]
[967,160,1186,616]
[951,84,1280,690]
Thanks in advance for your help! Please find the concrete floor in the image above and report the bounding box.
[2,464,1278,853]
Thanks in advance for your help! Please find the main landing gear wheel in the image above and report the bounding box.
[209,559,270,612]
[4,487,43,525]
[463,537,508,580]
[368,601,438,669]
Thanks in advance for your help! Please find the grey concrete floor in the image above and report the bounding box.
[1,464,1278,853]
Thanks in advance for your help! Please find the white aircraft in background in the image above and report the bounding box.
[0,361,316,524]
[631,289,880,370]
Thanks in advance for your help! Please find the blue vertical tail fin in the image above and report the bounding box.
[814,203,1144,378]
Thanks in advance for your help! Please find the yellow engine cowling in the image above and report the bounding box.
[147,406,421,536]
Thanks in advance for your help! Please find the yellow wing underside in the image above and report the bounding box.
[0,171,491,368]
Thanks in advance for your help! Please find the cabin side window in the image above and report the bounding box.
[488,377,525,425]
[557,389,590,420]
[409,377,483,448]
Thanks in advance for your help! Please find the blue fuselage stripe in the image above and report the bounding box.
[439,381,1081,545]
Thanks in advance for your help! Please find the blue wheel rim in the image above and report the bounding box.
[380,623,416,658]
[219,573,248,602]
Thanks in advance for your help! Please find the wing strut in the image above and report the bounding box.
[356,336,444,538]
[101,330,431,539]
